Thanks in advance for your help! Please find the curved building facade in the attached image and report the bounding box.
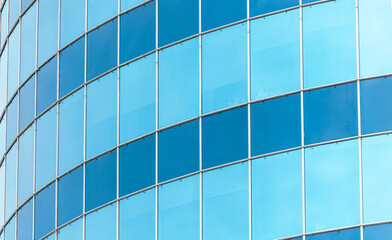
[0,0,392,239]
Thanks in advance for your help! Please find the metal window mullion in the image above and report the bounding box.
[198,0,202,236]
[83,0,88,238]
[155,1,159,240]
[116,0,120,236]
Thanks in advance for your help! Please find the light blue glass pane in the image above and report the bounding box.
[88,0,117,30]
[20,3,36,84]
[5,145,16,220]
[34,183,55,240]
[6,96,17,148]
[0,118,5,159]
[306,228,360,240]
[121,0,146,12]
[58,218,83,240]
[305,140,360,232]
[38,0,58,66]
[202,23,247,113]
[35,107,57,190]
[159,38,199,128]
[362,134,392,223]
[120,54,155,143]
[0,44,7,111]
[250,10,300,100]
[5,216,15,240]
[86,203,117,240]
[0,164,4,227]
[201,0,246,31]
[250,0,299,17]
[1,1,8,47]
[8,0,19,29]
[303,0,356,88]
[7,24,19,101]
[159,175,199,240]
[36,56,57,115]
[17,200,33,240]
[364,223,392,240]
[86,71,117,159]
[59,89,84,175]
[42,234,55,240]
[119,189,155,240]
[252,150,302,240]
[21,0,33,12]
[19,75,35,132]
[359,0,392,78]
[17,126,34,206]
[60,0,85,47]
[203,163,249,240]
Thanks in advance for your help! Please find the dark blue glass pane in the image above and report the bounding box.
[306,228,360,240]
[19,75,35,132]
[37,57,57,115]
[6,95,18,148]
[120,1,155,64]
[361,76,392,135]
[87,19,117,80]
[86,150,117,211]
[201,0,246,31]
[34,183,55,240]
[158,0,198,47]
[17,200,33,240]
[250,0,299,17]
[302,0,319,3]
[364,223,392,240]
[202,106,248,169]
[304,83,358,145]
[58,166,83,226]
[158,120,199,182]
[59,37,85,98]
[251,94,301,156]
[21,0,33,13]
[119,135,155,197]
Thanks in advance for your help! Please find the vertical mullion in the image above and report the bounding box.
[83,0,88,239]
[155,1,159,240]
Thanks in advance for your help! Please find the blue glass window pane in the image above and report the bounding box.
[201,0,246,31]
[362,134,392,223]
[59,37,85,98]
[252,150,302,240]
[19,75,35,132]
[158,175,199,240]
[0,118,5,159]
[250,10,300,100]
[5,216,15,240]
[8,0,19,29]
[119,135,155,197]
[1,1,8,47]
[202,106,248,169]
[302,0,319,3]
[87,19,117,81]
[359,0,392,77]
[42,234,55,240]
[86,203,117,240]
[17,200,33,240]
[158,38,199,128]
[303,0,356,88]
[17,126,34,206]
[251,94,301,156]
[305,140,360,232]
[37,57,57,115]
[361,77,392,135]
[158,0,198,47]
[304,82,358,145]
[119,189,155,240]
[0,164,4,227]
[158,120,199,182]
[20,3,36,84]
[88,0,117,30]
[121,0,146,12]
[202,23,247,113]
[0,43,7,111]
[119,54,155,143]
[7,24,19,101]
[21,0,33,12]
[120,1,155,64]
[203,163,249,240]
[58,218,83,240]
[6,96,17,148]
[86,150,117,211]
[5,145,16,220]
[306,228,360,240]
[363,223,392,240]
[37,0,58,66]
[58,166,83,226]
[34,183,55,240]
[250,0,299,17]
[35,106,57,190]
[86,71,117,159]
[59,89,84,175]
[60,0,85,47]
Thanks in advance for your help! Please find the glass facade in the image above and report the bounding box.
[0,0,392,239]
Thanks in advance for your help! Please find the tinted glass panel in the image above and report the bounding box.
[0,43,7,111]
[61,0,85,47]
[364,223,392,240]
[6,96,17,148]
[38,0,58,66]
[306,228,360,240]
[202,106,248,169]
[8,0,19,29]
[5,145,16,220]
[158,38,199,128]
[121,0,146,12]
[304,82,358,145]
[58,218,83,240]
[19,75,35,132]
[250,0,298,17]
[34,183,55,240]
[17,126,34,206]
[0,164,4,227]
[201,0,246,31]
[86,150,117,211]
[119,135,155,197]
[21,0,33,12]
[120,1,155,64]
[88,0,117,30]
[86,203,117,240]
[59,37,85,98]
[17,200,33,240]
[8,24,19,101]
[20,3,36,83]
[37,57,57,115]
[5,216,15,240]
[0,118,5,159]
[1,1,8,47]
[305,140,360,232]
[202,23,247,113]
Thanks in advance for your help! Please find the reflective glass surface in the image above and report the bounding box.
[8,0,19,30]
[37,0,58,66]
[20,3,36,83]
[61,0,85,47]
[5,145,16,220]
[88,0,117,30]
[201,0,246,31]
[19,75,35,132]
[250,0,299,17]
[5,216,15,240]
[36,57,57,115]
[364,223,392,240]
[34,183,55,240]
[6,95,17,148]
[58,218,83,240]
[7,24,19,101]
[1,1,8,47]
[17,126,34,206]
[121,0,146,12]
[0,164,4,227]
[306,228,360,240]
[0,44,7,112]
[17,200,33,240]
[0,118,5,158]
[86,203,117,240]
